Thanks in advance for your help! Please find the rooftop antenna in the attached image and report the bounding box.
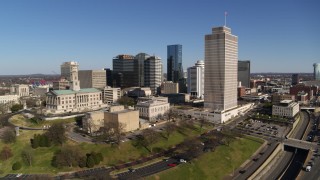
[224,11,228,27]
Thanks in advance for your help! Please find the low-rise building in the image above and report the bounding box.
[45,88,104,114]
[272,93,295,105]
[241,93,268,101]
[10,84,29,97]
[102,86,121,104]
[135,96,170,121]
[297,91,308,104]
[272,100,299,118]
[105,105,139,132]
[161,81,179,94]
[52,79,70,90]
[126,87,152,98]
[82,111,105,134]
[160,93,190,104]
[0,95,19,104]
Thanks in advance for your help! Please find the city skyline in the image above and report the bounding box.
[0,0,319,75]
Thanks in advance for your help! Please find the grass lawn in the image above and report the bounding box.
[9,114,76,128]
[0,123,212,176]
[147,136,264,180]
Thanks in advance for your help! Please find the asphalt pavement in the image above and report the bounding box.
[117,158,179,180]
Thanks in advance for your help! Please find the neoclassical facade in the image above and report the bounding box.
[135,96,170,121]
[46,88,104,114]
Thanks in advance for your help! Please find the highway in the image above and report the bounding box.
[260,111,310,179]
[117,158,179,180]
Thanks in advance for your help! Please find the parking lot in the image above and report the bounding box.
[236,119,288,139]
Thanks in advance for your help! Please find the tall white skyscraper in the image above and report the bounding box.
[204,26,238,111]
[145,56,163,94]
[313,63,320,81]
[61,61,80,91]
[187,60,204,98]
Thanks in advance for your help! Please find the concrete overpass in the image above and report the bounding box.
[283,138,318,150]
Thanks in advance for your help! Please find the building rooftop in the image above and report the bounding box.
[280,100,293,104]
[109,109,137,114]
[52,88,101,95]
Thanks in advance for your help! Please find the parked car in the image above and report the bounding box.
[180,159,187,163]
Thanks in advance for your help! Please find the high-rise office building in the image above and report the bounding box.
[187,60,204,98]
[204,26,238,111]
[292,74,299,85]
[113,53,162,94]
[144,56,162,94]
[135,53,150,87]
[238,60,251,88]
[113,55,138,88]
[61,61,80,91]
[314,63,320,80]
[167,44,183,83]
[104,68,113,87]
[78,70,106,89]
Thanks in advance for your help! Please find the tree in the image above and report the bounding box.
[78,156,87,168]
[31,134,50,148]
[1,128,16,144]
[117,96,135,107]
[103,121,126,147]
[141,128,160,152]
[52,145,82,168]
[10,104,23,113]
[180,138,203,159]
[45,122,66,145]
[12,161,22,170]
[113,122,126,146]
[165,109,177,122]
[0,146,13,161]
[26,98,38,108]
[86,155,95,168]
[21,148,34,166]
[163,122,177,140]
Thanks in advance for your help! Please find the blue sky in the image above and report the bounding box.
[0,0,319,75]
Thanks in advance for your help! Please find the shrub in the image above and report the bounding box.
[78,156,87,168]
[86,155,95,168]
[12,162,22,170]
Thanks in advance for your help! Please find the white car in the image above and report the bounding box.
[306,165,312,172]
[180,159,187,163]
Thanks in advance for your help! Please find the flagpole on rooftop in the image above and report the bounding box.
[224,11,227,27]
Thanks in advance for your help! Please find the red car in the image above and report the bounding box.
[167,163,177,167]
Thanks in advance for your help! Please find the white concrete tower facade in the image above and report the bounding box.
[204,26,238,111]
[187,60,204,98]
[61,61,81,91]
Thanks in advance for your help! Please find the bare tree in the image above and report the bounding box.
[163,122,177,140]
[142,128,159,152]
[1,128,16,144]
[21,147,34,166]
[165,109,177,122]
[52,145,82,168]
[102,121,126,147]
[113,122,126,146]
[0,146,13,161]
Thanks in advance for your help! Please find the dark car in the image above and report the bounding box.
[128,168,136,172]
